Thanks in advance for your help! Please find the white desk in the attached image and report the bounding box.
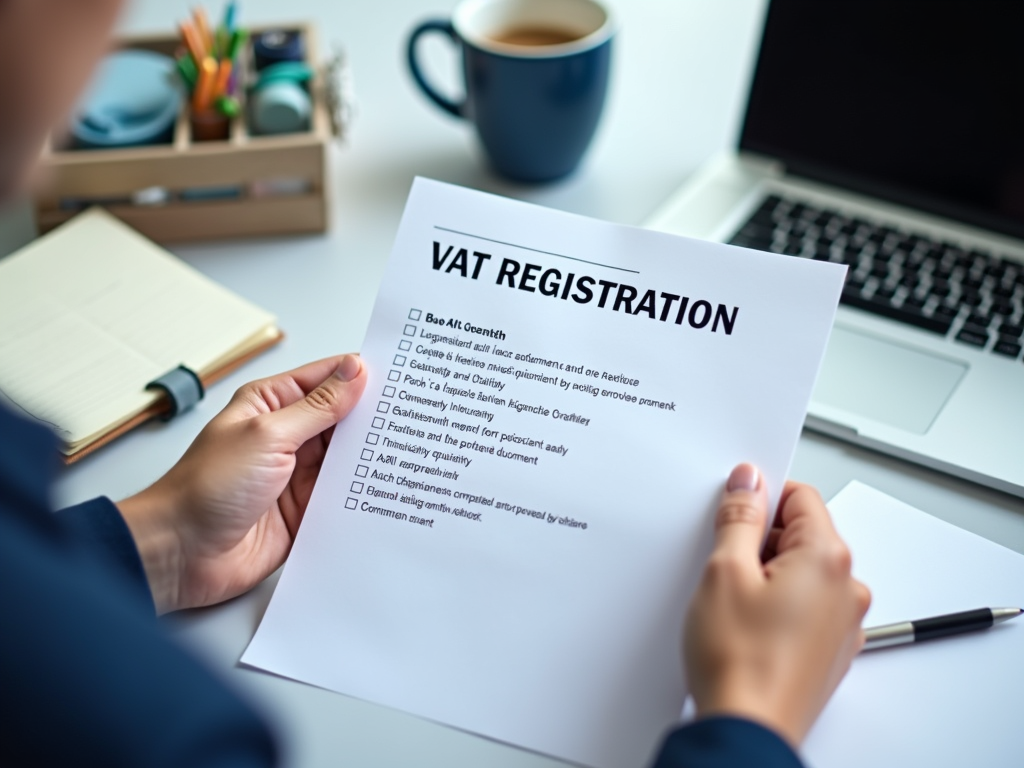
[44,1,1024,766]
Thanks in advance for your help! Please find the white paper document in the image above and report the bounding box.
[805,482,1024,768]
[242,178,845,767]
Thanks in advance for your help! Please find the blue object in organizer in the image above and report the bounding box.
[252,29,305,70]
[72,50,182,149]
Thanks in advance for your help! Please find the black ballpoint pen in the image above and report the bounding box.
[862,607,1023,651]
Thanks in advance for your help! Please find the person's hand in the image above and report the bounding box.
[683,464,871,746]
[117,354,367,614]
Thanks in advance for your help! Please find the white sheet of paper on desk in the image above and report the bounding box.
[242,178,845,768]
[805,481,1024,768]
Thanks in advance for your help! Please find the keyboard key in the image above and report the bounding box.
[869,263,891,278]
[734,222,774,244]
[965,313,992,329]
[993,338,1023,358]
[874,286,897,301]
[959,290,983,307]
[985,262,1007,280]
[903,294,927,310]
[955,326,989,347]
[991,300,1014,317]
[841,292,954,335]
[899,273,919,289]
[728,235,762,250]
[999,322,1024,339]
[962,274,984,290]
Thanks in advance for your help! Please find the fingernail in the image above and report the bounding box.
[727,464,760,492]
[335,354,361,382]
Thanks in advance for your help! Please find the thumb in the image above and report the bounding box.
[268,354,367,449]
[711,463,769,574]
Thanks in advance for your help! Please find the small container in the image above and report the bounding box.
[250,81,311,135]
[72,49,182,148]
[190,108,231,142]
[252,29,305,70]
[33,25,335,243]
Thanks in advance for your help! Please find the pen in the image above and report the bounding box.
[862,606,1022,651]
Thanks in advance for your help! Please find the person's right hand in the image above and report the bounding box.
[683,464,871,747]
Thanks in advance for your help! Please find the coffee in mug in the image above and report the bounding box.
[487,25,582,47]
[407,0,615,182]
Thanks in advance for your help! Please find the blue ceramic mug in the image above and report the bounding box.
[407,0,614,182]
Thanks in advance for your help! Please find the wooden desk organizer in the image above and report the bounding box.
[33,24,332,243]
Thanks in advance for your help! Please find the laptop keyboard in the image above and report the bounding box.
[728,195,1024,361]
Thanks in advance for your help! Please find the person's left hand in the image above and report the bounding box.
[118,354,367,614]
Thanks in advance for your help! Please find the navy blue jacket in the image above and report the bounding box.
[0,404,802,767]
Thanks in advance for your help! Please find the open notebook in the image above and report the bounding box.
[0,208,281,462]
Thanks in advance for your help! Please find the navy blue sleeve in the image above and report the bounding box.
[651,716,805,768]
[0,406,278,768]
[57,495,156,610]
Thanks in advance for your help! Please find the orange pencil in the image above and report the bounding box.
[193,8,215,56]
[179,20,206,63]
[193,56,217,111]
[214,59,233,98]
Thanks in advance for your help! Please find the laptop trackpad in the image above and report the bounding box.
[813,326,968,435]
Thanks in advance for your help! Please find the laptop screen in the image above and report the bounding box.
[740,1,1024,241]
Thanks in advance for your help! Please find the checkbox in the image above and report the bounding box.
[345,498,358,510]
[372,417,385,429]
[383,386,396,397]
[388,370,401,382]
[366,433,380,445]
[355,464,369,477]
[398,340,412,351]
[361,449,374,461]
[377,401,390,414]
[350,481,364,493]
[404,325,416,336]
[409,309,422,320]
[393,354,407,366]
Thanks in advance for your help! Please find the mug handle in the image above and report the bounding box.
[407,20,465,119]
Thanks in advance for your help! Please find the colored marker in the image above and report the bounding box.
[176,53,198,88]
[194,8,215,54]
[224,1,237,32]
[227,28,248,62]
[179,20,206,62]
[193,56,218,111]
[215,59,233,98]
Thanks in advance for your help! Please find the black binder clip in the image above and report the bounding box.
[146,365,205,421]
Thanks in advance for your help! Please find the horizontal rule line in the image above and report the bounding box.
[433,226,640,275]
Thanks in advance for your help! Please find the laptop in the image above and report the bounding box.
[644,0,1024,498]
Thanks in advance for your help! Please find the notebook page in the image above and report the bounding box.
[0,209,276,448]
